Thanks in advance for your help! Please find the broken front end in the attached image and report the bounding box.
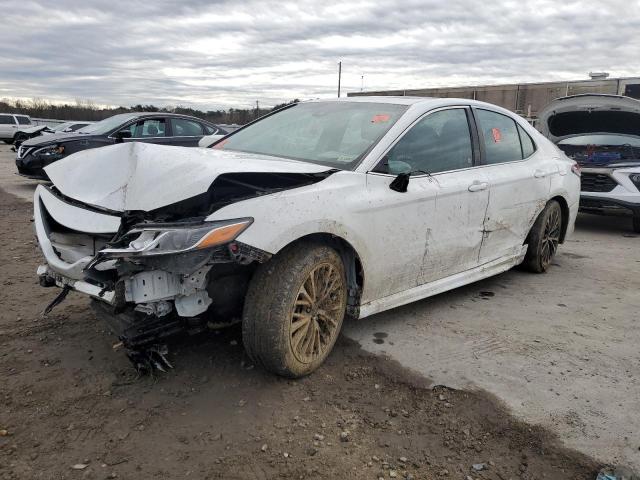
[34,184,270,370]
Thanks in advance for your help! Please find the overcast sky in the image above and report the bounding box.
[0,0,638,110]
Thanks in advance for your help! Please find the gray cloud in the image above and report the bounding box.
[0,0,638,109]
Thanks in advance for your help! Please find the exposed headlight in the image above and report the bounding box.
[100,218,253,257]
[33,144,65,159]
[629,173,640,190]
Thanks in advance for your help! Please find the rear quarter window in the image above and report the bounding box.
[517,124,536,158]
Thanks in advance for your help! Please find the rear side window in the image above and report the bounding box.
[476,109,522,164]
[170,118,203,136]
[204,124,218,135]
[0,115,14,125]
[518,124,536,158]
[16,116,31,125]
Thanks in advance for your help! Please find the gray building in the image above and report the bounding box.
[348,76,640,121]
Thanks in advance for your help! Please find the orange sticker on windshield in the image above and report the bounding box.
[491,128,502,143]
[371,114,391,123]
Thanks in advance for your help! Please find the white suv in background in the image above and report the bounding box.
[538,94,640,232]
[0,113,33,144]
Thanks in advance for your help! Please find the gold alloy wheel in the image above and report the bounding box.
[289,263,345,363]
[541,205,561,268]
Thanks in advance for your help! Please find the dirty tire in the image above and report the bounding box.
[522,200,562,273]
[13,133,28,146]
[633,215,640,233]
[242,243,347,378]
[3,140,12,144]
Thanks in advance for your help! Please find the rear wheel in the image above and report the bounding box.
[522,200,562,273]
[633,214,640,233]
[242,243,347,377]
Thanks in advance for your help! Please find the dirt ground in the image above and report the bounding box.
[0,174,600,478]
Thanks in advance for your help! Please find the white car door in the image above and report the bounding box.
[365,107,489,295]
[0,114,17,139]
[473,108,557,263]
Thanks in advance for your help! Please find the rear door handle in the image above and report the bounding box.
[468,181,488,192]
[534,169,554,178]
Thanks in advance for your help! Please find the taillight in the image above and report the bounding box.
[571,163,581,177]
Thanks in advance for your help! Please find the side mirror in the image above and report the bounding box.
[114,130,132,143]
[387,159,412,175]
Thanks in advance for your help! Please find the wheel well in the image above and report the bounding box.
[550,195,570,243]
[276,233,364,318]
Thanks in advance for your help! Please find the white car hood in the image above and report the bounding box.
[44,142,330,212]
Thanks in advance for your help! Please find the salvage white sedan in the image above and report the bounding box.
[34,97,580,376]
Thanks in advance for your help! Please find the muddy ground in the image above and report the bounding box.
[0,182,602,478]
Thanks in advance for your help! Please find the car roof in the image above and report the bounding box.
[125,111,214,125]
[309,96,434,106]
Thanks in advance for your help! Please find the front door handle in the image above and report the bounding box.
[468,181,488,192]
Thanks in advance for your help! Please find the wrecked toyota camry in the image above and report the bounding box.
[538,94,640,232]
[35,97,580,377]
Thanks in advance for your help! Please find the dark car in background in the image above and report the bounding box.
[16,112,227,179]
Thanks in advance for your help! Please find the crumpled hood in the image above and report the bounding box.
[44,142,330,212]
[22,131,87,147]
[538,94,640,143]
[17,125,48,135]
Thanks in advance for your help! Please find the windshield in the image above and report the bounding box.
[558,134,640,147]
[77,113,138,135]
[218,102,407,169]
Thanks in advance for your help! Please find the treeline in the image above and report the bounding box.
[0,98,299,125]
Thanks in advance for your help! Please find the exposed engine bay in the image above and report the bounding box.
[35,147,337,372]
[558,142,640,167]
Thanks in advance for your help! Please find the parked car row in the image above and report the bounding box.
[12,120,95,147]
[31,97,580,375]
[15,112,228,179]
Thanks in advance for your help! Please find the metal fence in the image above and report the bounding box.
[348,76,640,121]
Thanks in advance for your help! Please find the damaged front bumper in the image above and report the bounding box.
[34,184,270,350]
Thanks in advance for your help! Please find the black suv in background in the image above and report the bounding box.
[15,112,227,180]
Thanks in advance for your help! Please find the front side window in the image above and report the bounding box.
[475,109,523,164]
[218,102,407,170]
[133,119,166,137]
[16,116,31,125]
[0,115,14,125]
[378,108,474,175]
[170,118,203,136]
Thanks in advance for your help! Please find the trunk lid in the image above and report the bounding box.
[44,142,331,212]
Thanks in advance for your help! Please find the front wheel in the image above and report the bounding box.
[13,133,29,146]
[242,243,347,377]
[522,200,562,273]
[632,214,640,233]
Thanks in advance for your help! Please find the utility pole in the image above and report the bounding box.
[361,75,364,92]
[337,61,342,98]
